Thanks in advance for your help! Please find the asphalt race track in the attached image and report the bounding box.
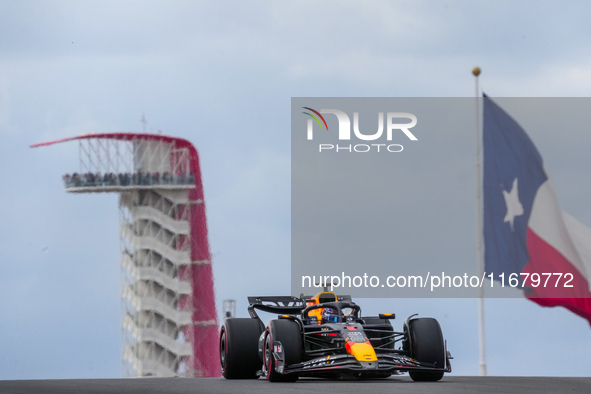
[0,376,590,394]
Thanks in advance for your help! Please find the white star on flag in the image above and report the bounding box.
[502,177,524,231]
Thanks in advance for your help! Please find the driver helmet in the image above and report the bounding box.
[322,307,339,323]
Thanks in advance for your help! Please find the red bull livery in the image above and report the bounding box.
[219,292,452,382]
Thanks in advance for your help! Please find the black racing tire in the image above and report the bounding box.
[220,318,263,379]
[406,318,445,382]
[264,319,302,382]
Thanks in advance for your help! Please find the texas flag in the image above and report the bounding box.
[483,94,591,325]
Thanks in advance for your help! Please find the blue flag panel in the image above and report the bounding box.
[483,95,548,277]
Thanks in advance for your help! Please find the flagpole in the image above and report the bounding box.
[473,66,487,377]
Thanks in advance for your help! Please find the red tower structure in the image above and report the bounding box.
[33,133,220,377]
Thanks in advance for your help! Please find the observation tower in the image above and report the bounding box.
[32,133,220,378]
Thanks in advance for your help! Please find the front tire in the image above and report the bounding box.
[220,318,263,379]
[264,319,302,382]
[406,317,445,382]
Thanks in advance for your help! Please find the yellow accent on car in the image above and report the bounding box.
[312,291,337,304]
[347,342,377,362]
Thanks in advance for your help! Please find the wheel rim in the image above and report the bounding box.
[264,333,272,376]
[220,330,227,371]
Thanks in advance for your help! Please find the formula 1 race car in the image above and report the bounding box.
[219,291,452,382]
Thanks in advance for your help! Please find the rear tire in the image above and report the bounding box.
[264,319,302,382]
[220,318,263,379]
[406,318,445,382]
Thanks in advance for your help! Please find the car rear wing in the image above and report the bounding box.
[247,295,354,323]
[247,296,305,324]
[247,295,353,311]
[247,296,307,314]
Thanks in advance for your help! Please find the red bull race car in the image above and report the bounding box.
[219,291,452,382]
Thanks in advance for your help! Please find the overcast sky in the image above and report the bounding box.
[1,0,591,379]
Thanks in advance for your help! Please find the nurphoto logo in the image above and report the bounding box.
[302,107,418,153]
